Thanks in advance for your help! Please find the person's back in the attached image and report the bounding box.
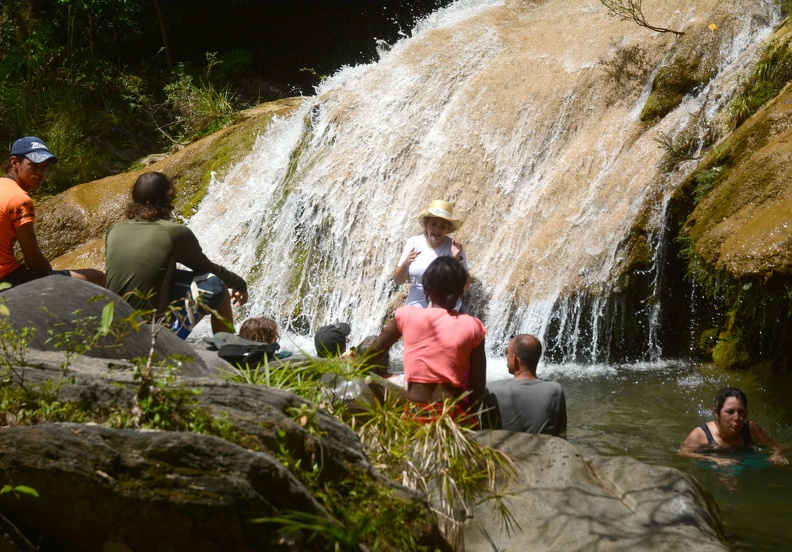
[484,378,566,435]
[104,171,247,338]
[482,334,567,436]
[105,219,187,310]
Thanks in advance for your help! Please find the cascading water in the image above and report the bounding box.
[188,0,779,363]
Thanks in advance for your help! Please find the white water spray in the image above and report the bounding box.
[188,0,778,362]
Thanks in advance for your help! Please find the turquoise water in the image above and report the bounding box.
[539,362,792,551]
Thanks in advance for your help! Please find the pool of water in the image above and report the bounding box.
[519,360,792,552]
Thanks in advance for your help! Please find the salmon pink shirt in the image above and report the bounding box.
[395,305,486,388]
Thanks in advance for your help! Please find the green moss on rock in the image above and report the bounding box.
[712,329,750,370]
[641,57,706,122]
[640,24,720,124]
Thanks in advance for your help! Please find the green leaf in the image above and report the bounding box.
[99,303,114,336]
[13,485,39,497]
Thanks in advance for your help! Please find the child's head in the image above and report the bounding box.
[239,316,279,343]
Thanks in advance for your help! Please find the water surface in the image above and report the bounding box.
[530,361,792,552]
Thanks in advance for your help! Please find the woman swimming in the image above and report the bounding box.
[679,386,787,466]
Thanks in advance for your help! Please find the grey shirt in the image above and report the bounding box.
[482,378,567,436]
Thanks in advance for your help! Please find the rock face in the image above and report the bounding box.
[464,431,728,552]
[684,85,792,286]
[0,352,447,552]
[1,424,327,552]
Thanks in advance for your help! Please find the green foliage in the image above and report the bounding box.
[163,53,239,144]
[0,0,162,193]
[692,166,723,204]
[727,38,792,128]
[228,355,517,548]
[45,301,115,369]
[353,389,517,547]
[255,509,371,552]
[0,299,235,439]
[214,49,254,82]
[1,484,39,498]
[777,0,792,17]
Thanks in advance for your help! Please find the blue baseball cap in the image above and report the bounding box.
[10,136,58,164]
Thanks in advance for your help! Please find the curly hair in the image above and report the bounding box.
[125,171,175,220]
[239,316,280,344]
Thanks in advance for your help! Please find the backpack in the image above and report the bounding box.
[218,342,280,367]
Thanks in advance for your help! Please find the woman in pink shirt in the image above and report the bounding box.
[373,256,486,418]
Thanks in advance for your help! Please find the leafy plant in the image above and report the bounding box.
[727,38,792,128]
[353,388,518,548]
[692,166,723,204]
[163,53,239,143]
[230,353,518,548]
[45,301,115,370]
[0,484,39,498]
[254,510,371,552]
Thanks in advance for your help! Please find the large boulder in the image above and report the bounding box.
[0,424,327,552]
[0,276,210,376]
[0,351,449,552]
[463,431,727,552]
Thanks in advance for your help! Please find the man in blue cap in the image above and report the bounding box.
[1,136,105,287]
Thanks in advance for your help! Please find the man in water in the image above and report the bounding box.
[482,334,567,436]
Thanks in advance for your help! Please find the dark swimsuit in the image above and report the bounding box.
[699,422,754,450]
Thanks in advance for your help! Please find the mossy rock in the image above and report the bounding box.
[712,329,751,369]
[640,20,723,124]
[698,327,720,356]
[641,57,706,122]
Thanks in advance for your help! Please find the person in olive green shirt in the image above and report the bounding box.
[105,171,248,338]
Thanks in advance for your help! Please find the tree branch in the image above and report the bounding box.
[601,0,684,36]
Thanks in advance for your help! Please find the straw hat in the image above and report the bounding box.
[418,200,462,233]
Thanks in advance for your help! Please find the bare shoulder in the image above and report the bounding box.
[680,424,708,451]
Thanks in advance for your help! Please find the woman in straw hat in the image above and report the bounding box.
[393,199,470,309]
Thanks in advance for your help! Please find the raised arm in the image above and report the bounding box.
[393,247,419,286]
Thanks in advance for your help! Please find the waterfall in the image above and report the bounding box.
[188,0,779,362]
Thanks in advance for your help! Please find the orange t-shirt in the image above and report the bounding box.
[0,177,35,278]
